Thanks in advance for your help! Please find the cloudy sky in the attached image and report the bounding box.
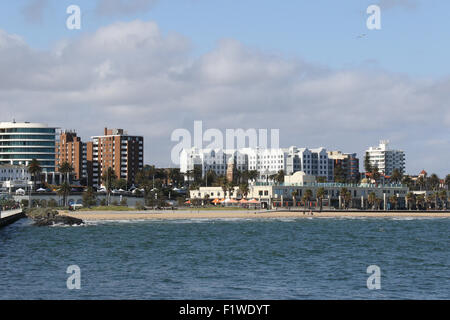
[0,0,449,176]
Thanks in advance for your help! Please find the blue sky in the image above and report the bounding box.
[0,0,449,176]
[2,0,449,76]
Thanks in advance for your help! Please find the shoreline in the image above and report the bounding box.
[60,209,450,221]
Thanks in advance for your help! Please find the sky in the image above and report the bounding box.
[0,0,449,176]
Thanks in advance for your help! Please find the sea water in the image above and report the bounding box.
[0,217,448,299]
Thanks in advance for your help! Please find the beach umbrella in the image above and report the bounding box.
[36,188,46,192]
[185,200,191,204]
[239,199,249,203]
[212,198,221,204]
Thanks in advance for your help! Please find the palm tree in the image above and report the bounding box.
[28,159,42,192]
[57,182,71,207]
[239,183,249,199]
[291,190,298,207]
[375,198,382,210]
[405,192,415,210]
[59,161,74,184]
[402,175,413,189]
[391,169,402,184]
[445,174,450,190]
[416,194,425,210]
[101,167,117,205]
[340,188,352,209]
[221,180,228,199]
[389,195,398,210]
[275,170,285,185]
[417,176,426,191]
[439,190,448,210]
[302,189,313,209]
[248,170,258,183]
[428,174,440,191]
[368,192,377,210]
[227,182,234,200]
[316,187,325,211]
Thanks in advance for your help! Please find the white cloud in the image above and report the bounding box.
[0,20,448,176]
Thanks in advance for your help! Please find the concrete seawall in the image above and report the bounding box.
[0,209,25,228]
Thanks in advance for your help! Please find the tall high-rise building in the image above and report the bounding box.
[55,131,84,181]
[91,128,144,187]
[0,121,57,172]
[365,140,405,176]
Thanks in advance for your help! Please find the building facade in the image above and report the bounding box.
[0,164,31,191]
[328,151,360,182]
[180,146,334,182]
[90,128,144,187]
[55,131,84,181]
[190,171,409,210]
[366,140,405,176]
[0,122,57,172]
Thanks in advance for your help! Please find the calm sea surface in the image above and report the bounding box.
[0,217,449,299]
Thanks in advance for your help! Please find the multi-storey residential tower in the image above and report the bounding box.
[328,151,360,182]
[55,131,84,181]
[90,128,144,187]
[365,140,405,176]
[0,122,57,172]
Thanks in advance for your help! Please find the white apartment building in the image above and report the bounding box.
[366,140,405,175]
[180,146,334,182]
[0,163,32,191]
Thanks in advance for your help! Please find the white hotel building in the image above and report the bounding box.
[180,146,334,182]
[366,140,405,176]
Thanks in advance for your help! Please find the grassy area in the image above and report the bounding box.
[77,206,138,212]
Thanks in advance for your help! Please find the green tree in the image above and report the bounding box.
[291,190,298,207]
[113,178,128,190]
[368,192,377,210]
[445,174,450,189]
[302,189,313,209]
[439,190,448,210]
[364,152,372,173]
[101,167,118,205]
[82,187,97,208]
[275,170,285,185]
[28,159,42,191]
[58,161,74,184]
[57,182,71,207]
[239,183,250,199]
[405,192,415,210]
[416,176,426,191]
[415,194,425,210]
[316,187,325,211]
[334,165,346,183]
[389,195,398,210]
[428,174,440,191]
[390,169,402,184]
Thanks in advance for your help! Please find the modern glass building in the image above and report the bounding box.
[0,122,57,172]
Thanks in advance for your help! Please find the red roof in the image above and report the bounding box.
[420,170,427,175]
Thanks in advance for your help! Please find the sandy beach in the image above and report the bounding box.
[60,209,450,221]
